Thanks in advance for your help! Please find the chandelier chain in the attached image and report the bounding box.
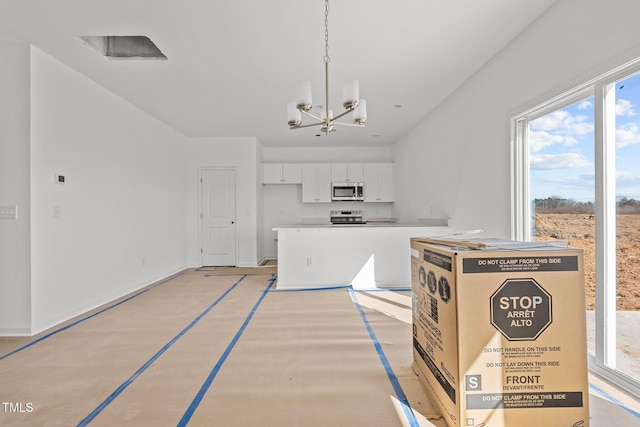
[324,0,330,64]
[286,0,365,133]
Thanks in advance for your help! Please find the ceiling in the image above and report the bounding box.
[0,0,557,147]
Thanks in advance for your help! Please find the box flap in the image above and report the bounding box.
[412,237,570,251]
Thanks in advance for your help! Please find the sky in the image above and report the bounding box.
[529,72,640,203]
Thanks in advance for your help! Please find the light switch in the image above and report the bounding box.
[0,205,18,220]
[52,206,61,219]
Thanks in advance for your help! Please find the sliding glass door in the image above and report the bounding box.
[513,64,640,397]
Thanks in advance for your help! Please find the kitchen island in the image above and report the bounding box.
[273,223,451,289]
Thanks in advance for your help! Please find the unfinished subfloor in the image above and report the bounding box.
[0,268,639,426]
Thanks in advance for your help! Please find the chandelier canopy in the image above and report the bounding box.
[287,0,367,135]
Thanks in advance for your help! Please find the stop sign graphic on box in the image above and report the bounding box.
[490,278,552,341]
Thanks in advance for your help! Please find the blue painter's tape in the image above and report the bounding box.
[177,276,275,426]
[0,272,183,362]
[76,275,248,427]
[589,383,640,419]
[348,286,420,427]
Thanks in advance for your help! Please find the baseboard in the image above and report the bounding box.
[0,327,32,337]
[29,267,187,337]
[367,281,411,289]
[237,262,259,268]
[274,281,351,290]
[274,280,408,291]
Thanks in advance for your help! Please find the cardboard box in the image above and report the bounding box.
[410,238,590,427]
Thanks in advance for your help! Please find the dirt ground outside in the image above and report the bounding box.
[535,213,640,311]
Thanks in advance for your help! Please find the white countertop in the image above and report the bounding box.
[274,218,450,230]
[273,223,434,230]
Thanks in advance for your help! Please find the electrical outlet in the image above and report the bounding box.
[0,205,18,219]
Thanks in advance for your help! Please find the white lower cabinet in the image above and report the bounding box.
[302,164,331,203]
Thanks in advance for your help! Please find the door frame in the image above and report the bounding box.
[198,166,238,267]
[510,57,640,398]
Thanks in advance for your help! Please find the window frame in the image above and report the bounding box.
[510,86,594,241]
[511,57,640,399]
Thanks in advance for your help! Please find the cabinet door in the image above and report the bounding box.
[331,163,348,182]
[347,163,364,182]
[363,163,380,202]
[363,163,394,202]
[263,163,283,184]
[315,164,332,202]
[302,164,318,202]
[332,163,364,182]
[303,164,331,203]
[282,163,303,183]
[377,163,394,202]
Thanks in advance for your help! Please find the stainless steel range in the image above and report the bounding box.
[330,210,366,224]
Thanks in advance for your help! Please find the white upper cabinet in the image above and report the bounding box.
[263,163,303,184]
[264,162,392,202]
[302,164,332,203]
[363,163,394,202]
[331,163,364,182]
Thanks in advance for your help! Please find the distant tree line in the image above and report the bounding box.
[534,196,640,214]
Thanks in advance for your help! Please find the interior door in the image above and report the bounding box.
[200,168,236,266]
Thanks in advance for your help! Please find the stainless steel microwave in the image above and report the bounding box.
[331,182,364,201]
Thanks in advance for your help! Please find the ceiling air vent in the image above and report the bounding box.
[80,36,167,60]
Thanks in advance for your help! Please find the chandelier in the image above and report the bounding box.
[287,0,367,135]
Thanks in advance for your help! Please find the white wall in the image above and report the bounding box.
[184,137,259,267]
[261,146,394,258]
[29,47,188,334]
[11,0,634,335]
[0,42,31,335]
[256,139,265,263]
[262,146,392,163]
[393,0,640,238]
